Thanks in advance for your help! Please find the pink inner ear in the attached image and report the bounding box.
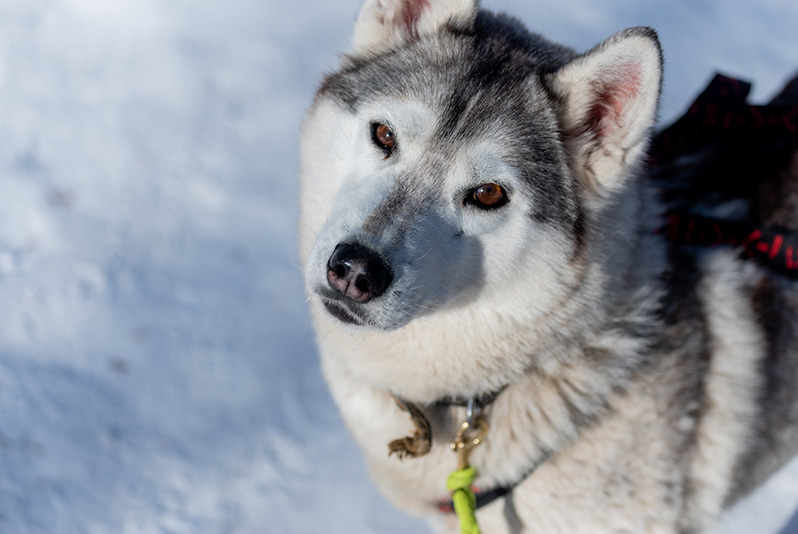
[586,62,642,138]
[400,0,431,38]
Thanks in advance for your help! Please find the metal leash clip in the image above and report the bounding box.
[450,398,489,470]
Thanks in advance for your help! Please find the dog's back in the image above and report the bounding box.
[652,73,798,504]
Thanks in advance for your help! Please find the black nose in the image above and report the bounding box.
[326,243,393,303]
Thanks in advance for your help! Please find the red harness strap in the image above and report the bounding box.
[650,73,798,278]
[661,211,798,277]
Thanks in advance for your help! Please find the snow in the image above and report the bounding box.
[0,0,796,532]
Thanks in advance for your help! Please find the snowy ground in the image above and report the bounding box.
[0,0,796,533]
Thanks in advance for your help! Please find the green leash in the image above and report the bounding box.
[447,465,481,534]
[448,416,489,534]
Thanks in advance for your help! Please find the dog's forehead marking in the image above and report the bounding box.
[361,158,446,236]
[320,10,578,112]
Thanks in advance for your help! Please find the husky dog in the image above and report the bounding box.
[298,0,798,532]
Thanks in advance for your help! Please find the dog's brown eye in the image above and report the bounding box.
[371,123,396,154]
[472,183,507,209]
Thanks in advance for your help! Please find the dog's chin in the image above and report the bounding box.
[321,299,366,326]
[313,289,415,331]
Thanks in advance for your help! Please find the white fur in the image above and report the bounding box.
[680,251,765,531]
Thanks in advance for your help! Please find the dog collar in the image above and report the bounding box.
[436,480,515,514]
[432,387,506,410]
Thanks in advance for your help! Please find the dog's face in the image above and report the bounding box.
[301,52,580,331]
[300,0,662,333]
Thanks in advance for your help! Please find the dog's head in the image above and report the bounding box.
[299,0,662,333]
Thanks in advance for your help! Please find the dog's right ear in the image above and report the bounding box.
[545,27,663,198]
[351,0,477,56]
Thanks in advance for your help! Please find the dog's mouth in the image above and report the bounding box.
[317,290,367,326]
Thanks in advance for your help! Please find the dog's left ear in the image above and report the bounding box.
[351,0,477,56]
[546,27,662,196]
